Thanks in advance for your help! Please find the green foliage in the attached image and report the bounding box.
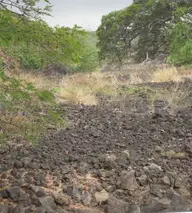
[168,22,192,65]
[73,32,99,72]
[97,0,192,65]
[0,0,99,146]
[0,9,99,72]
[0,70,64,144]
[0,0,51,18]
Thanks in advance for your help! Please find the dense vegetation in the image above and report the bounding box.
[0,69,64,144]
[1,0,192,144]
[97,0,192,65]
[0,0,99,144]
[0,11,99,72]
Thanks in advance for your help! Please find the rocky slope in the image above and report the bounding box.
[0,81,192,213]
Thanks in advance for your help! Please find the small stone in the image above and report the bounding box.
[143,197,171,212]
[184,141,192,155]
[9,207,24,213]
[99,169,115,178]
[174,177,182,188]
[155,146,164,153]
[179,186,191,197]
[22,157,32,166]
[61,165,70,175]
[122,150,130,159]
[137,175,148,186]
[72,187,82,202]
[93,163,100,169]
[34,207,46,213]
[39,196,57,213]
[28,162,40,169]
[0,189,9,198]
[7,186,21,200]
[31,185,46,197]
[10,169,19,177]
[162,176,171,186]
[129,204,141,213]
[118,170,138,191]
[79,162,88,173]
[104,154,117,170]
[169,189,190,211]
[66,186,73,197]
[166,171,177,186]
[150,185,163,198]
[40,163,50,169]
[82,191,92,206]
[95,189,109,203]
[52,192,70,206]
[105,185,116,192]
[0,204,9,213]
[118,150,131,165]
[36,190,46,197]
[107,196,129,213]
[14,161,23,168]
[98,154,105,163]
[144,163,163,178]
[74,208,101,213]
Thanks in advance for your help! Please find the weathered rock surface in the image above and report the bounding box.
[117,170,138,191]
[0,81,192,212]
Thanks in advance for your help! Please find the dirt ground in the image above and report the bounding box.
[0,79,192,213]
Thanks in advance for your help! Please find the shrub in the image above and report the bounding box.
[0,70,64,145]
[168,22,192,65]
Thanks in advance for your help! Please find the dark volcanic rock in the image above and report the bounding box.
[0,81,192,212]
[142,197,171,213]
[0,204,9,213]
[7,186,21,200]
[117,170,138,191]
[9,206,25,213]
[39,196,57,213]
[106,196,129,213]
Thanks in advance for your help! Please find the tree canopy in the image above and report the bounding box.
[0,8,98,72]
[0,0,99,143]
[97,0,192,65]
[0,0,51,18]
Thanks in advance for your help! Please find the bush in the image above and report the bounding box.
[0,10,99,73]
[0,70,64,144]
[168,22,192,65]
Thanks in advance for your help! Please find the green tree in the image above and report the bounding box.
[97,0,192,65]
[0,9,99,72]
[168,22,192,65]
[0,0,51,18]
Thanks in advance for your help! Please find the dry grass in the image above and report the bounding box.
[58,72,119,105]
[0,113,28,132]
[151,67,183,83]
[152,82,191,109]
[58,87,98,105]
[14,72,58,89]
[161,150,186,159]
[60,72,118,94]
[6,66,191,106]
[129,72,143,84]
[11,71,119,105]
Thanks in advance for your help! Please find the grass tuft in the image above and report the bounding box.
[58,87,98,105]
[151,67,182,82]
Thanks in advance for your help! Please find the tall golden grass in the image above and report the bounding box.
[9,66,191,106]
[151,66,192,83]
[58,72,119,105]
